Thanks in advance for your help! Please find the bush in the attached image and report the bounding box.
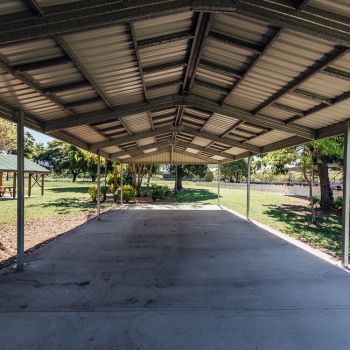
[150,184,171,201]
[88,185,98,202]
[333,196,343,210]
[115,184,137,203]
[204,170,214,182]
[310,195,321,208]
[88,185,107,202]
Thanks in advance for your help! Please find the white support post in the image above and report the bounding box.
[14,110,25,270]
[246,155,251,220]
[175,164,178,194]
[342,121,350,267]
[97,153,101,220]
[217,164,220,205]
[120,164,123,205]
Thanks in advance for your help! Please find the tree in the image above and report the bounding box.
[83,151,100,182]
[33,140,67,174]
[171,164,208,190]
[0,119,16,153]
[221,160,248,182]
[62,145,86,182]
[260,136,343,211]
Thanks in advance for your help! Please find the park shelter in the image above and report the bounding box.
[0,1,349,267]
[0,154,50,197]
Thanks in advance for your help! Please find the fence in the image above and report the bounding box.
[193,181,342,198]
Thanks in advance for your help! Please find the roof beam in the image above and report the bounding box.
[186,94,315,139]
[209,31,264,55]
[286,90,350,124]
[253,46,349,114]
[221,121,245,138]
[138,31,194,48]
[199,60,242,79]
[235,0,350,47]
[181,126,260,153]
[321,67,350,82]
[183,12,212,93]
[44,95,178,132]
[90,125,183,151]
[1,0,350,47]
[54,35,112,109]
[223,28,282,104]
[24,0,44,16]
[143,61,187,74]
[174,139,236,160]
[12,56,71,72]
[0,56,78,118]
[111,140,171,159]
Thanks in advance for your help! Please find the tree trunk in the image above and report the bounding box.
[317,162,333,210]
[176,174,183,190]
[302,167,316,224]
[72,173,78,182]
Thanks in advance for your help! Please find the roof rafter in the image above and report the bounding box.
[1,0,350,47]
[181,126,260,153]
[90,125,183,151]
[173,139,236,160]
[253,45,349,114]
[222,27,282,105]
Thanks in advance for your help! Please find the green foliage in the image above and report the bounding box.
[0,119,16,153]
[88,185,98,202]
[204,170,214,182]
[333,196,343,210]
[221,160,248,182]
[310,195,321,207]
[116,184,137,203]
[150,183,171,201]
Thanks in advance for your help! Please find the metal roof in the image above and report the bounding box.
[0,1,350,164]
[0,154,50,173]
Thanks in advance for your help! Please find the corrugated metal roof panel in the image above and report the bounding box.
[191,136,212,147]
[137,137,156,146]
[144,66,184,86]
[0,0,27,15]
[308,0,350,18]
[63,25,144,106]
[247,130,293,147]
[202,113,238,135]
[28,63,83,89]
[66,125,106,144]
[0,154,50,173]
[296,99,350,129]
[139,40,189,68]
[223,147,247,155]
[72,101,106,114]
[101,145,121,154]
[147,85,180,99]
[54,86,97,103]
[133,12,193,40]
[226,29,334,110]
[122,112,151,133]
[0,39,63,65]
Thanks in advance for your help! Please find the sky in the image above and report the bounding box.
[26,127,55,145]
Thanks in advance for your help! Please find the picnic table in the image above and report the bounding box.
[0,186,13,198]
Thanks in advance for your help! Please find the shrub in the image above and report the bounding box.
[88,185,98,202]
[88,185,107,202]
[150,184,171,201]
[204,170,214,182]
[115,184,137,203]
[310,195,321,208]
[333,196,343,211]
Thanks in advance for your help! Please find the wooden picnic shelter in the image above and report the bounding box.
[0,154,50,198]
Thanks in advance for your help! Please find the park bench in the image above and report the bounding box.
[0,186,13,198]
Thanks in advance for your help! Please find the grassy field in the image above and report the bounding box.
[0,178,343,259]
[171,181,343,257]
[0,178,106,227]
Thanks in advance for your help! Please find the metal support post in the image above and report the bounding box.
[120,164,123,205]
[217,164,220,205]
[97,153,101,220]
[14,110,26,270]
[342,121,350,267]
[246,155,251,220]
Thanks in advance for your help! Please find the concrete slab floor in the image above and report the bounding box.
[1,206,350,350]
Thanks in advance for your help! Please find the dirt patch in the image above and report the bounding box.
[0,208,110,268]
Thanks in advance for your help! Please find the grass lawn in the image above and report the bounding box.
[0,178,106,227]
[172,182,343,257]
